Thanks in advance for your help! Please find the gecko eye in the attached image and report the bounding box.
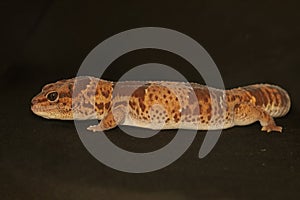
[46,91,59,102]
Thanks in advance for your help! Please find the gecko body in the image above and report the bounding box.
[31,76,291,132]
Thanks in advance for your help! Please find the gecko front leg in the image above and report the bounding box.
[233,103,282,133]
[87,106,126,132]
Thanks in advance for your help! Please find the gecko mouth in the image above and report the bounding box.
[31,103,73,120]
[31,105,53,119]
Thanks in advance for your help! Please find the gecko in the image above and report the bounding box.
[31,76,291,133]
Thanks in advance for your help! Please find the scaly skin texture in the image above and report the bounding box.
[31,76,291,133]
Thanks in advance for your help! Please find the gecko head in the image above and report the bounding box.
[31,78,74,120]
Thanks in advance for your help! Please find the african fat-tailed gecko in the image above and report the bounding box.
[31,76,291,132]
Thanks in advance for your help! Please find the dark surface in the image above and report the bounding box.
[1,1,300,199]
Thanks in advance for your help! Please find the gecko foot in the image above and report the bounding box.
[87,125,105,132]
[261,125,282,133]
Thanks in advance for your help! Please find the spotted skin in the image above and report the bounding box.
[31,76,291,133]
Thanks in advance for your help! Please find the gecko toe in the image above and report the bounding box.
[261,125,282,133]
[87,125,103,132]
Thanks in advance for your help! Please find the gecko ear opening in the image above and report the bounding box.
[46,91,59,102]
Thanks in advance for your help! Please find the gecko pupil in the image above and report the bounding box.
[47,91,58,102]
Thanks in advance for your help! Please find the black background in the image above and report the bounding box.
[1,0,300,199]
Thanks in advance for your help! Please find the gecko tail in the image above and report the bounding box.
[242,84,291,117]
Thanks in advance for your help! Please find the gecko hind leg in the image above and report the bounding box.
[233,103,282,133]
[87,106,126,132]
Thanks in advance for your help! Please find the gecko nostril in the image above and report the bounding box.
[31,98,37,105]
